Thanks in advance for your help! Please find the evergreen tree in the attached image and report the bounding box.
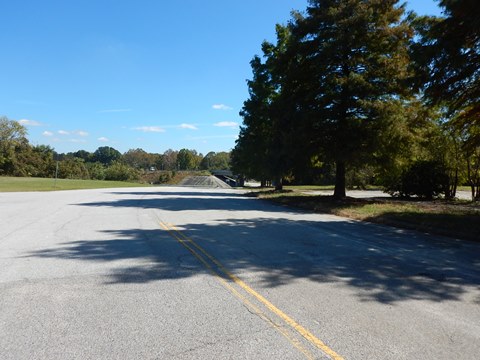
[290,0,413,198]
[232,25,294,189]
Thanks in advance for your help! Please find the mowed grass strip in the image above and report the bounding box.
[0,176,149,192]
[253,190,480,242]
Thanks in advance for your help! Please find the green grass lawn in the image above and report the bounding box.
[253,190,480,242]
[0,177,149,192]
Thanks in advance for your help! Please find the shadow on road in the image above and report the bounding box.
[26,190,480,304]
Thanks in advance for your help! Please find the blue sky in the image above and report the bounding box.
[1,0,442,155]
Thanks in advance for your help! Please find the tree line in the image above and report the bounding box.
[0,117,230,183]
[231,0,479,200]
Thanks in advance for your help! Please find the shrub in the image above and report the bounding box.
[104,161,139,181]
[386,160,449,199]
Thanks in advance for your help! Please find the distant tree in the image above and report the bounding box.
[92,146,121,165]
[71,150,92,162]
[161,149,178,170]
[0,117,30,176]
[177,149,201,170]
[31,145,56,177]
[123,148,156,170]
[200,151,230,170]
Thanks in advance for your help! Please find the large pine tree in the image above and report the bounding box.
[290,0,413,198]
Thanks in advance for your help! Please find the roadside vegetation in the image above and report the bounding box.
[0,171,213,192]
[231,0,480,202]
[0,176,147,192]
[0,116,231,185]
[252,189,480,242]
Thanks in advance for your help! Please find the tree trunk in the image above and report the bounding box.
[274,177,283,191]
[333,161,346,199]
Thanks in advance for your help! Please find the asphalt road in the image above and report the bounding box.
[1,187,479,359]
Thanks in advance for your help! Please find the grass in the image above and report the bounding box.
[251,184,383,191]
[252,190,480,242]
[0,176,149,192]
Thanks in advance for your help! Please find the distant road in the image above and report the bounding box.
[1,187,479,359]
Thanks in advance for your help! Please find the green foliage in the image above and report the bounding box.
[58,158,89,179]
[176,149,201,170]
[290,0,413,198]
[158,171,173,184]
[234,0,414,196]
[0,116,29,175]
[86,162,106,180]
[104,161,140,181]
[386,160,450,199]
[346,166,376,190]
[200,151,230,170]
[123,148,158,170]
[232,25,294,189]
[92,146,121,165]
[420,0,480,122]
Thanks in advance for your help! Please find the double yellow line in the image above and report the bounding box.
[159,221,344,360]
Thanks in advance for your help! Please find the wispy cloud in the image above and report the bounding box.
[212,104,233,111]
[42,131,53,137]
[73,130,89,137]
[18,119,42,126]
[214,121,238,128]
[99,109,132,113]
[179,123,198,130]
[58,130,70,135]
[133,126,165,133]
[98,137,109,142]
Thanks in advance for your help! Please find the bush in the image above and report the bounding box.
[104,161,139,181]
[87,162,106,180]
[158,171,173,184]
[386,160,449,199]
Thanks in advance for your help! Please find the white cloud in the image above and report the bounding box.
[74,130,89,137]
[179,123,198,130]
[18,119,41,126]
[133,126,165,133]
[97,137,109,142]
[212,104,233,111]
[42,131,53,137]
[58,130,70,135]
[214,121,238,128]
[99,109,132,113]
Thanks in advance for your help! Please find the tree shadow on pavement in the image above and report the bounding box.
[25,190,480,305]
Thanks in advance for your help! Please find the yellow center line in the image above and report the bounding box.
[159,221,344,360]
[159,221,315,359]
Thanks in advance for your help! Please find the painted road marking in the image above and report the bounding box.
[159,221,314,359]
[159,221,344,360]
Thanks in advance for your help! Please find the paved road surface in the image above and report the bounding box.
[1,187,479,359]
